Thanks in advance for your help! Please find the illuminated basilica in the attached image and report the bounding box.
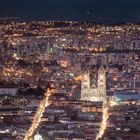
[81,65,106,102]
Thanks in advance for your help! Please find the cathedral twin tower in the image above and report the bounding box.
[81,65,106,102]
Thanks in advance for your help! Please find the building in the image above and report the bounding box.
[98,66,106,99]
[34,132,43,140]
[81,66,106,102]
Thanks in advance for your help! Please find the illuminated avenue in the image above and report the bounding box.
[24,89,52,140]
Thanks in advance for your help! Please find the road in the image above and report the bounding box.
[95,100,117,140]
[23,89,51,140]
[96,106,109,140]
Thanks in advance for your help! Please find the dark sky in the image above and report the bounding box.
[0,0,140,23]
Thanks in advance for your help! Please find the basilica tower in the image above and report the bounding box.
[81,69,91,101]
[97,65,106,100]
[81,68,98,101]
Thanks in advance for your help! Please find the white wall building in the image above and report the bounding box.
[81,66,106,102]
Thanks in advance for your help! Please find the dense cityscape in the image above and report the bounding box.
[0,20,139,140]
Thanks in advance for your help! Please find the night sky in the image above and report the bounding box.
[0,0,140,23]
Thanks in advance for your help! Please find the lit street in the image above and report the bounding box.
[23,90,51,140]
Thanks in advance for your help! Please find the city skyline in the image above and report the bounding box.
[0,1,140,140]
